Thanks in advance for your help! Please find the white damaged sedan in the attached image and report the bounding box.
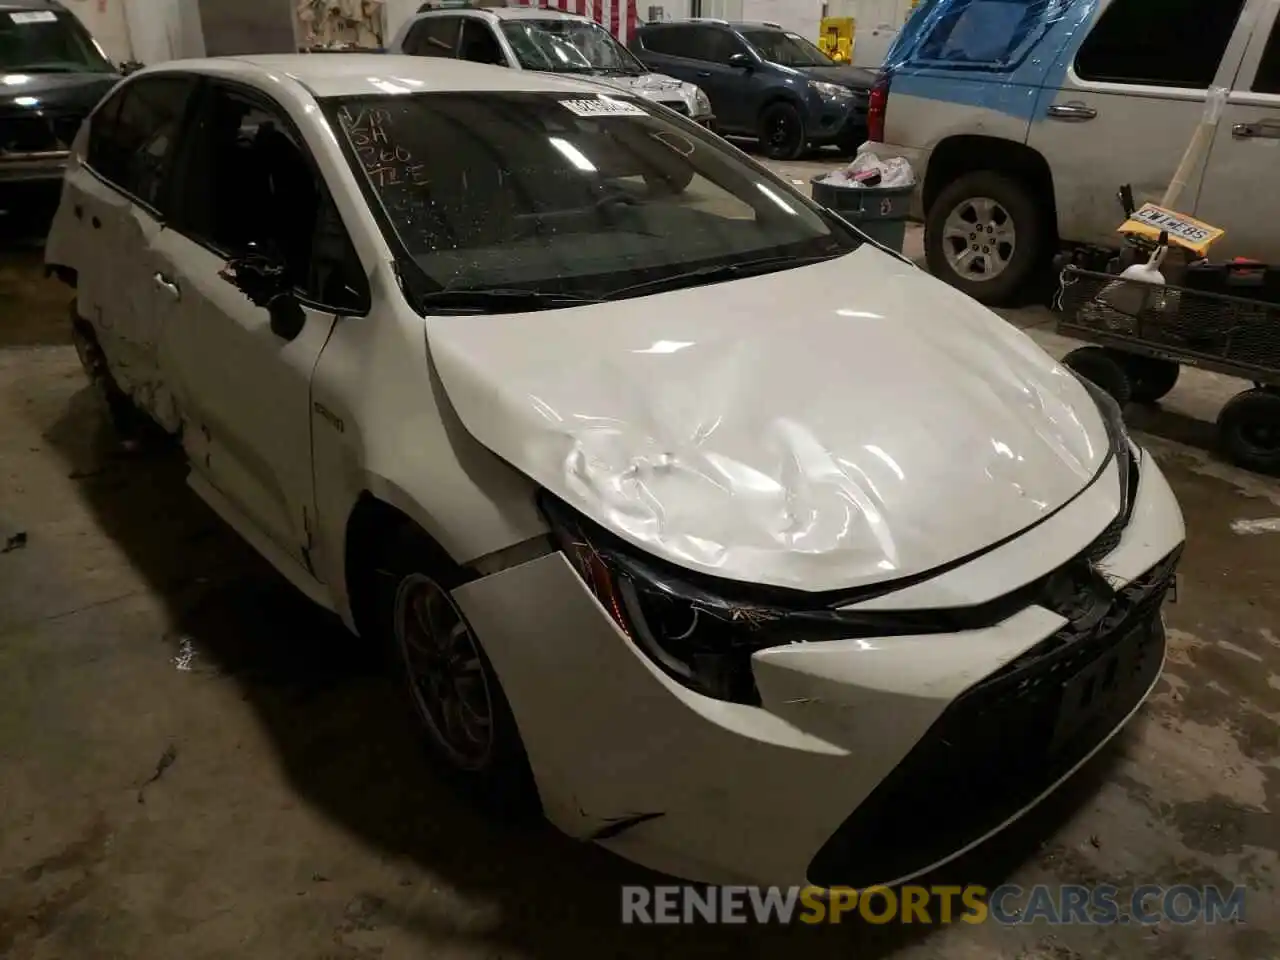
[45,54,1185,889]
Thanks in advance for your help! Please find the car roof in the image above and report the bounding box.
[0,0,64,8]
[416,6,592,22]
[640,19,784,31]
[135,53,612,98]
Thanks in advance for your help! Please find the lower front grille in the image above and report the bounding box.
[806,549,1179,889]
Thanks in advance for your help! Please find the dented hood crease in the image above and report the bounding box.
[425,245,1117,592]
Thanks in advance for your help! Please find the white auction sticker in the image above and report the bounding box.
[559,97,647,118]
[10,10,58,23]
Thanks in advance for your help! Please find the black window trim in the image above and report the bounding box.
[81,72,201,223]
[163,76,372,318]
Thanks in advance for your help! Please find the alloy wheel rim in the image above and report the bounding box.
[393,573,495,771]
[941,196,1017,281]
[768,112,798,151]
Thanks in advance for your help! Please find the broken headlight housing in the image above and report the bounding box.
[538,493,1001,706]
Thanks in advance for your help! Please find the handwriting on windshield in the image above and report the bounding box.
[337,106,430,188]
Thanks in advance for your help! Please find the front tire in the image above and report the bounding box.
[925,170,1044,306]
[759,102,806,160]
[375,529,538,814]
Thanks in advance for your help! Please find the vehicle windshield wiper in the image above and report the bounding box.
[416,287,603,315]
[602,253,844,300]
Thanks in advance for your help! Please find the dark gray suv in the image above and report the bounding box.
[630,19,874,159]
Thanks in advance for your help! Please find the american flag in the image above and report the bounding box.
[506,0,643,46]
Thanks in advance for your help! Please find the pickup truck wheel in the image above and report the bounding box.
[759,102,806,160]
[926,171,1043,306]
[376,529,539,816]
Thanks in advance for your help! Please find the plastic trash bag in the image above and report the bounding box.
[817,143,916,188]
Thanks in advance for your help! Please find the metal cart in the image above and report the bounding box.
[1054,265,1280,475]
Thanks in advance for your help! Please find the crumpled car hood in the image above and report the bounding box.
[425,245,1112,592]
[575,72,697,102]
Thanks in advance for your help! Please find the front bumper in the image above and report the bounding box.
[452,449,1184,887]
[808,95,869,145]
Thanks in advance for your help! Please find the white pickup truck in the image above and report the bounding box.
[870,0,1280,304]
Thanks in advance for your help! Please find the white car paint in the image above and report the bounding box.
[879,0,1280,258]
[428,246,1110,591]
[46,53,1185,889]
[387,6,716,123]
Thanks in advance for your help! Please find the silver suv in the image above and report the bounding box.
[387,2,716,129]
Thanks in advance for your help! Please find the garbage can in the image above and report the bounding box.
[810,176,914,254]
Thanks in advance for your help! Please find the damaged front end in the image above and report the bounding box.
[537,370,1153,707]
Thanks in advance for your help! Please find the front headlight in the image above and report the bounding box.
[539,492,995,705]
[692,86,711,115]
[1073,372,1140,528]
[810,80,853,99]
[1074,369,1135,454]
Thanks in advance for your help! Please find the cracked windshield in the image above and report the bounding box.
[500,18,646,74]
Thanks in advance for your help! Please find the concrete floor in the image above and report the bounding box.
[1,166,1278,959]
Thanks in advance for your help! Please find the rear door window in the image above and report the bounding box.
[402,15,460,56]
[457,19,506,65]
[1074,0,1247,88]
[86,75,195,212]
[640,25,704,60]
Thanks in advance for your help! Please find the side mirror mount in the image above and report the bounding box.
[727,52,752,69]
[119,60,144,76]
[266,293,307,341]
[219,243,306,340]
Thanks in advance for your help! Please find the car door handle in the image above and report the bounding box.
[153,273,181,300]
[696,70,712,77]
[1047,101,1097,121]
[1233,119,1280,140]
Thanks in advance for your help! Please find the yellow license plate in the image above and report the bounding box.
[1119,203,1225,256]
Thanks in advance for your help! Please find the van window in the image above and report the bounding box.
[1254,19,1280,94]
[1075,0,1246,89]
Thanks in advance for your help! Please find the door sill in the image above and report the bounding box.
[187,470,336,613]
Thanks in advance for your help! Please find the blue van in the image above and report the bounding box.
[870,0,1278,305]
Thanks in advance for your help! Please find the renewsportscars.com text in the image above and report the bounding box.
[621,884,1247,926]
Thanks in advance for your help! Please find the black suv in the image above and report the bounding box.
[0,0,122,215]
[630,19,874,159]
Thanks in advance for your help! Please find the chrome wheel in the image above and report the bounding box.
[393,573,494,771]
[941,196,1017,281]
